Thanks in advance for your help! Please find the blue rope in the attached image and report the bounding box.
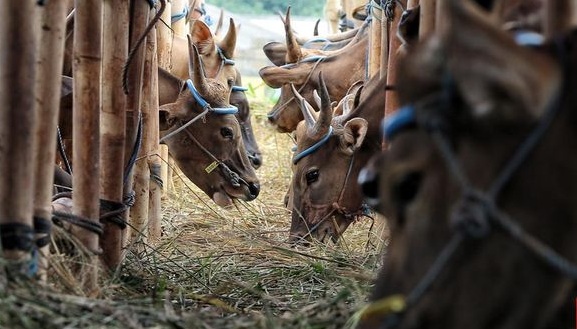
[382,105,416,140]
[185,79,239,114]
[171,5,188,23]
[293,126,334,164]
[231,86,248,92]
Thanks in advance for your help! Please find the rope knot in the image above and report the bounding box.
[450,189,492,238]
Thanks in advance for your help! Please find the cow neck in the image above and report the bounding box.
[358,37,577,329]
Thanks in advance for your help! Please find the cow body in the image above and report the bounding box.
[358,0,577,327]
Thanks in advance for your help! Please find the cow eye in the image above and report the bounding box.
[305,169,319,185]
[220,127,234,139]
[227,78,234,88]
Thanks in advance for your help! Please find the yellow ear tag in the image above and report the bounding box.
[205,161,219,173]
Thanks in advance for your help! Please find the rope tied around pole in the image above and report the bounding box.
[99,199,128,230]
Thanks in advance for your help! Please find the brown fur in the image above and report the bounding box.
[358,0,577,328]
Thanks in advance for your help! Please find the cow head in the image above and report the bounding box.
[357,0,577,327]
[171,18,238,89]
[230,68,262,169]
[288,72,384,244]
[160,39,259,207]
[259,7,368,133]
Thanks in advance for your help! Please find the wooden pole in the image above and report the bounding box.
[73,0,103,292]
[420,0,436,38]
[33,0,68,279]
[124,0,151,245]
[171,0,188,37]
[379,2,388,80]
[130,27,157,244]
[544,0,574,39]
[369,0,382,77]
[384,1,404,119]
[160,144,170,198]
[100,0,129,270]
[157,0,173,71]
[0,0,38,270]
[156,0,173,199]
[147,28,162,243]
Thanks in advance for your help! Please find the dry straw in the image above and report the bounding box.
[0,84,388,329]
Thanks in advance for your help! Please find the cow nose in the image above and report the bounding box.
[247,182,260,200]
[358,167,380,205]
[250,154,262,168]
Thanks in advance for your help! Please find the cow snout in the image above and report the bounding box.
[247,182,260,200]
[288,232,312,247]
[248,153,262,168]
[358,165,380,207]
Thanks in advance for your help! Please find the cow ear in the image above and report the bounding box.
[190,20,215,55]
[339,118,368,155]
[159,102,187,130]
[263,42,288,66]
[259,66,307,88]
[439,0,560,122]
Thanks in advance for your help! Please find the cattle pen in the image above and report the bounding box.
[0,93,385,328]
[0,2,387,326]
[4,0,574,328]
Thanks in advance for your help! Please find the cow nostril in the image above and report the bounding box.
[247,183,260,200]
[359,168,379,200]
[251,154,262,167]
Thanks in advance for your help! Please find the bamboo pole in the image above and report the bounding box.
[148,28,162,243]
[160,145,170,198]
[157,0,173,71]
[0,0,38,270]
[124,0,152,245]
[420,0,436,38]
[384,2,404,119]
[368,0,382,78]
[156,0,173,198]
[33,0,68,280]
[100,0,129,270]
[73,0,103,292]
[130,27,157,244]
[544,0,574,39]
[171,0,188,37]
[379,1,388,80]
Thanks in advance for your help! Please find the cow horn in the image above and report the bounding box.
[218,18,237,59]
[284,7,302,63]
[313,72,333,133]
[291,84,316,129]
[188,37,209,97]
[214,9,224,37]
[312,89,322,110]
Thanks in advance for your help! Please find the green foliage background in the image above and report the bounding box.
[208,0,325,17]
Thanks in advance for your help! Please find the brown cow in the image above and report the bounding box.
[260,8,369,133]
[357,0,577,327]
[59,39,260,207]
[288,72,385,244]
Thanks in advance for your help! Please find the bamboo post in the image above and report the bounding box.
[33,0,68,280]
[544,0,574,39]
[419,0,436,38]
[160,145,170,198]
[130,28,157,244]
[171,0,188,37]
[379,1,389,80]
[100,0,129,270]
[72,0,103,292]
[157,0,173,71]
[368,0,382,78]
[384,1,404,119]
[0,0,38,273]
[156,0,173,198]
[148,28,162,243]
[124,0,152,245]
